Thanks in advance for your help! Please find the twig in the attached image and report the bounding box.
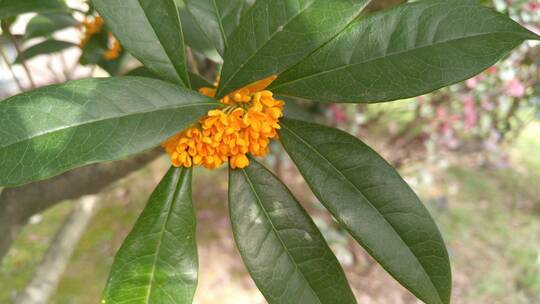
[0,46,24,92]
[46,60,61,83]
[7,33,36,89]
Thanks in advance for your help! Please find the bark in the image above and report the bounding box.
[0,148,161,262]
[14,196,101,304]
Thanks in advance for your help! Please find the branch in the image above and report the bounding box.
[7,33,36,89]
[0,45,24,92]
[0,148,162,262]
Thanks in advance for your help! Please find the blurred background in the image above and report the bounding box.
[1,0,539,303]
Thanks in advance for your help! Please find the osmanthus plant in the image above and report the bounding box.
[0,0,538,303]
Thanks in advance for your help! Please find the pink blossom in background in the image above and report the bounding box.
[465,75,485,89]
[441,132,460,150]
[435,111,460,149]
[465,77,478,89]
[434,106,461,146]
[481,97,494,111]
[486,66,498,75]
[505,79,526,98]
[436,106,448,120]
[528,2,540,11]
[329,104,347,124]
[463,94,478,130]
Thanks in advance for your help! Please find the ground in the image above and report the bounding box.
[1,123,539,304]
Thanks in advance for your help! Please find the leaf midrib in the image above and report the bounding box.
[136,0,188,87]
[217,0,316,96]
[144,169,186,304]
[211,0,228,51]
[240,168,323,304]
[280,121,443,304]
[271,31,531,90]
[0,102,217,149]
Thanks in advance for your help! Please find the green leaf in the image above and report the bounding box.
[24,13,78,39]
[0,0,69,19]
[125,66,159,78]
[92,0,191,87]
[126,66,213,89]
[184,0,253,56]
[188,72,213,90]
[103,167,198,304]
[270,0,540,103]
[279,118,452,304]
[176,0,222,63]
[15,40,75,63]
[216,0,372,97]
[229,159,357,304]
[0,76,219,187]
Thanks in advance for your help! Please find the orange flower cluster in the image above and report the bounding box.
[104,34,122,60]
[79,16,121,61]
[162,76,284,170]
[80,16,104,47]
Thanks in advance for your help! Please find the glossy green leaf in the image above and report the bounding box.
[271,0,540,103]
[15,40,75,63]
[0,0,69,19]
[0,77,219,187]
[184,0,253,56]
[93,0,191,87]
[229,159,356,304]
[216,0,372,97]
[188,73,213,91]
[176,0,222,63]
[279,118,452,304]
[103,167,198,304]
[24,13,78,39]
[126,66,213,89]
[125,66,159,78]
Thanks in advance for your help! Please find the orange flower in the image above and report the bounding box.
[79,16,104,47]
[103,34,122,60]
[162,75,284,169]
[79,16,122,61]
